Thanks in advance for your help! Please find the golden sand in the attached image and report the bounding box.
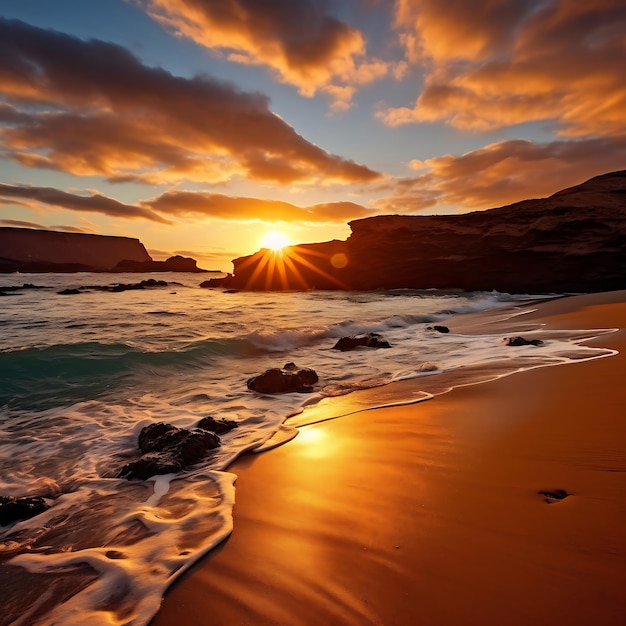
[152,291,626,626]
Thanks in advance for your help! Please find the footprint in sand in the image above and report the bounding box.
[538,489,569,503]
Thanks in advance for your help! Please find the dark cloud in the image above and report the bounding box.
[0,18,380,184]
[0,183,170,223]
[0,182,373,225]
[0,219,49,229]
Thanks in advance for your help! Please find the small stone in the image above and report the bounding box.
[538,489,569,503]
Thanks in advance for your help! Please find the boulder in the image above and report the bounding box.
[118,452,183,481]
[0,495,49,526]
[197,416,238,435]
[332,332,391,351]
[138,422,180,453]
[504,336,544,346]
[119,422,221,480]
[247,363,318,394]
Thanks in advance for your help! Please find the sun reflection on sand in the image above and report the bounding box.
[294,426,337,459]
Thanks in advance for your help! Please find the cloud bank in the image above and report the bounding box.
[381,0,626,136]
[139,0,393,111]
[0,18,380,186]
[376,135,626,213]
[0,184,372,224]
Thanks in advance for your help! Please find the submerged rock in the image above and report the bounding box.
[247,363,319,394]
[0,495,49,526]
[504,336,544,346]
[110,279,168,293]
[332,332,391,351]
[119,422,221,480]
[197,416,238,435]
[427,325,450,333]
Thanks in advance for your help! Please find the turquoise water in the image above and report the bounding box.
[0,274,615,626]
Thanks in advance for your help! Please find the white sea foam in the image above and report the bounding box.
[0,274,618,626]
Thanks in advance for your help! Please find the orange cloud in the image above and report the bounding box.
[0,183,373,225]
[142,191,372,223]
[382,0,626,136]
[375,135,626,212]
[0,18,380,185]
[140,0,392,109]
[0,219,49,230]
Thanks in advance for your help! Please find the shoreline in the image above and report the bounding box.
[152,290,626,626]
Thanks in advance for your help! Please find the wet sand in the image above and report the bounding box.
[152,291,626,626]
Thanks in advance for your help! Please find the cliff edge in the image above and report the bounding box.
[0,228,204,273]
[205,170,626,293]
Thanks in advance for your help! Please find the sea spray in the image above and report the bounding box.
[0,273,617,625]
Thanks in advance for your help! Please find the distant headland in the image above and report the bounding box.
[0,227,207,273]
[204,170,626,294]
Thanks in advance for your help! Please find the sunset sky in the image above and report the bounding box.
[1,0,625,270]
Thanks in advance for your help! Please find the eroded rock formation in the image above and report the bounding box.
[204,171,626,294]
[0,228,205,273]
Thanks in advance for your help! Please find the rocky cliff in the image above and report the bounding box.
[0,228,203,272]
[205,170,626,293]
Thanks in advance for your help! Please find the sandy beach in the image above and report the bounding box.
[152,291,626,626]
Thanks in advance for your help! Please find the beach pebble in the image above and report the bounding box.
[504,336,544,346]
[538,489,569,503]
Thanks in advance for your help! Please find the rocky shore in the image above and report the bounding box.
[204,170,626,293]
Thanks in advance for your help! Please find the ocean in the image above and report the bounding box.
[0,273,616,626]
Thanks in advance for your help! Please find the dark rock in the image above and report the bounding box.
[0,284,48,291]
[0,227,152,273]
[176,429,222,465]
[118,452,183,481]
[114,255,205,273]
[58,288,82,295]
[247,363,319,394]
[427,325,450,333]
[109,279,168,293]
[119,422,221,480]
[504,336,544,346]
[332,332,391,351]
[201,274,234,289]
[0,495,49,526]
[197,416,238,435]
[0,227,208,273]
[539,489,569,503]
[138,422,180,453]
[203,171,626,294]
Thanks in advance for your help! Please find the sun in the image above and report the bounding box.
[261,230,290,251]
